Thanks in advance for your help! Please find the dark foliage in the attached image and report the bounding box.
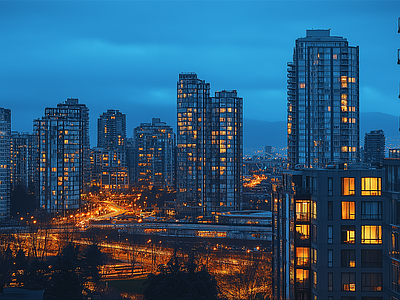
[44,244,84,299]
[81,243,106,283]
[22,259,50,290]
[0,246,14,293]
[143,251,220,300]
[10,185,37,217]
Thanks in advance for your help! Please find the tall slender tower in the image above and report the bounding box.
[287,30,359,168]
[177,73,243,216]
[97,109,126,149]
[34,98,89,213]
[0,108,11,221]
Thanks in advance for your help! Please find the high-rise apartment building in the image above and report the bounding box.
[97,109,126,149]
[10,131,35,192]
[90,109,129,191]
[0,108,11,221]
[134,118,175,191]
[363,129,385,166]
[287,30,359,168]
[177,73,243,216]
[34,98,89,213]
[272,166,388,300]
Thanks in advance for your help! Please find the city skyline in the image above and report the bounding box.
[1,1,399,149]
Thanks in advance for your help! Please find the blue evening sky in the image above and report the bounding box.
[1,0,399,147]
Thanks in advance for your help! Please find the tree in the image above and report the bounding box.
[22,259,50,290]
[81,243,106,283]
[143,250,220,300]
[43,243,84,300]
[0,246,14,293]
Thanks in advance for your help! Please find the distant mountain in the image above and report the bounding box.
[244,112,400,156]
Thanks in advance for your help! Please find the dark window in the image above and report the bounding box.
[361,202,382,220]
[361,250,382,268]
[328,177,333,196]
[328,225,333,244]
[328,272,333,291]
[312,224,317,243]
[328,201,333,220]
[342,249,356,268]
[341,297,356,300]
[361,273,382,291]
[361,297,383,300]
[328,249,333,267]
[341,273,356,291]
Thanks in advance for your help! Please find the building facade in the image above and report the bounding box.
[177,73,243,216]
[383,152,400,300]
[363,129,385,166]
[97,109,126,149]
[287,30,360,168]
[273,166,388,300]
[10,131,35,192]
[0,108,11,221]
[134,118,175,191]
[34,98,89,213]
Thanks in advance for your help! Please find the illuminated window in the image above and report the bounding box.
[312,201,317,220]
[300,83,305,88]
[342,273,356,291]
[296,200,310,221]
[341,225,355,244]
[341,76,348,88]
[342,178,355,195]
[296,269,309,288]
[296,224,310,240]
[342,249,356,268]
[361,225,382,244]
[361,177,381,196]
[361,273,382,291]
[342,201,355,220]
[296,247,310,266]
[313,270,317,290]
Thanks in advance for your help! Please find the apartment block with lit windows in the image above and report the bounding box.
[272,165,388,300]
[134,118,175,191]
[89,109,129,192]
[33,98,89,213]
[287,30,359,169]
[177,73,243,217]
[0,108,11,221]
[97,109,126,149]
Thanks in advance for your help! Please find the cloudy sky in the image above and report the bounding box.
[1,0,399,147]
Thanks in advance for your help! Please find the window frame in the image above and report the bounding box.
[342,177,355,196]
[342,201,356,220]
[361,177,382,196]
[361,225,382,244]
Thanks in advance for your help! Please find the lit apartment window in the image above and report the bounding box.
[296,224,310,240]
[342,273,356,291]
[361,273,382,291]
[361,177,381,196]
[342,201,355,220]
[342,249,356,268]
[296,200,310,221]
[341,225,356,244]
[361,201,382,220]
[313,270,317,290]
[296,269,310,288]
[342,177,355,195]
[361,225,382,244]
[296,247,310,267]
[312,201,317,220]
[311,248,317,266]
